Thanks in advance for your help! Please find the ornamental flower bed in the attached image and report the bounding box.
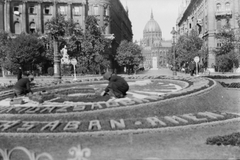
[219,82,240,88]
[206,132,240,147]
[205,75,240,79]
[28,87,112,103]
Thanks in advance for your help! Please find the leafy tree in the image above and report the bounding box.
[175,30,203,67]
[5,33,46,73]
[77,16,112,73]
[115,40,144,73]
[0,31,11,77]
[45,15,112,74]
[214,18,238,72]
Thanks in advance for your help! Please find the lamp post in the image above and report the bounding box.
[171,27,177,76]
[53,38,61,80]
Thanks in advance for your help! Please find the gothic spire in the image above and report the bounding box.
[151,9,153,19]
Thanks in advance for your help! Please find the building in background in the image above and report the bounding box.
[177,0,240,72]
[0,0,133,71]
[141,11,172,70]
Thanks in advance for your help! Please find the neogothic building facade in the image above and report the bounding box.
[141,11,171,69]
[0,0,133,71]
[177,0,240,72]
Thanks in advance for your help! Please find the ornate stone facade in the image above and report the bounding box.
[0,0,132,71]
[141,11,171,69]
[177,0,240,72]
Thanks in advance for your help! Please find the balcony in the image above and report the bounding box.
[215,10,232,18]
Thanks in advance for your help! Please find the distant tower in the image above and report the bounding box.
[143,10,162,47]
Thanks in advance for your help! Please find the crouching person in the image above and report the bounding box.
[13,75,34,97]
[102,72,129,98]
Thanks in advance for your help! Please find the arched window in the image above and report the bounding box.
[29,22,36,33]
[216,3,221,11]
[225,2,230,10]
[14,21,21,34]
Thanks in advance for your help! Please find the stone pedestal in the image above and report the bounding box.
[207,68,215,73]
[151,57,158,70]
[235,67,240,73]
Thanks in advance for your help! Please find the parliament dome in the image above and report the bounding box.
[144,12,161,33]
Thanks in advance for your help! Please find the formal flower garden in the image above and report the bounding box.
[0,74,239,160]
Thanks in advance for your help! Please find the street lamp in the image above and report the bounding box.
[171,27,177,76]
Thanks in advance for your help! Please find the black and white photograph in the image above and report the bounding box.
[0,0,239,159]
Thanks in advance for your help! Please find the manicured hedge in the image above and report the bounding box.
[218,82,240,88]
[205,75,240,79]
[206,132,240,147]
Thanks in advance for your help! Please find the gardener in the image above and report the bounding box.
[101,72,129,98]
[13,75,34,97]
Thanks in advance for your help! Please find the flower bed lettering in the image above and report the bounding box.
[0,112,238,133]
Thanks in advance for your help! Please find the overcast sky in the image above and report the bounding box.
[119,0,182,42]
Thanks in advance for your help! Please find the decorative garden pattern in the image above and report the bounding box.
[0,75,239,160]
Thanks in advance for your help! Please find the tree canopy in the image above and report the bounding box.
[175,30,203,66]
[5,33,46,72]
[214,18,239,72]
[115,40,144,68]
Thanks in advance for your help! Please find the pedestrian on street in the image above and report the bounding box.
[13,75,34,97]
[101,72,129,98]
[17,67,22,81]
[189,60,196,76]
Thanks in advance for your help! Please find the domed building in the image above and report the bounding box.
[143,11,162,47]
[141,11,171,70]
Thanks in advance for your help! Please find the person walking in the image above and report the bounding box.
[101,72,129,98]
[13,75,34,97]
[17,67,22,81]
[189,60,196,76]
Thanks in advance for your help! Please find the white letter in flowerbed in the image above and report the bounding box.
[91,103,103,110]
[55,106,72,113]
[110,119,125,129]
[40,121,60,131]
[131,98,150,103]
[181,113,207,122]
[106,101,119,108]
[197,112,224,119]
[17,121,38,131]
[0,121,20,131]
[164,116,189,124]
[118,99,135,106]
[88,120,101,130]
[73,104,86,111]
[64,121,81,131]
[25,107,41,114]
[39,106,57,113]
[146,117,167,127]
[144,96,162,101]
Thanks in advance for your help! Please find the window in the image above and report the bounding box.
[14,22,21,34]
[13,5,20,15]
[14,5,19,12]
[59,6,66,15]
[29,5,36,14]
[216,19,221,30]
[93,5,98,15]
[216,3,221,11]
[73,6,82,15]
[29,22,36,33]
[225,2,230,10]
[217,42,222,48]
[44,5,51,15]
